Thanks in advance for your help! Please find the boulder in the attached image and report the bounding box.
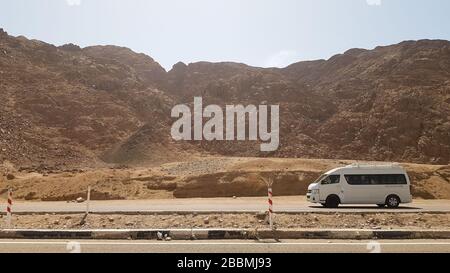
[6,173,15,180]
[256,210,268,220]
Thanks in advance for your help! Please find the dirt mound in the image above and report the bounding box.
[173,171,317,198]
[1,158,448,201]
[408,165,450,199]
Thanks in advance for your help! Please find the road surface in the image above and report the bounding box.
[0,239,449,253]
[1,197,449,214]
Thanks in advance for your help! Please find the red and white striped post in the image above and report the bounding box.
[268,187,273,230]
[259,175,275,230]
[6,188,12,228]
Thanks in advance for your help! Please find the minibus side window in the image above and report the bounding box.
[321,175,340,185]
[345,174,407,185]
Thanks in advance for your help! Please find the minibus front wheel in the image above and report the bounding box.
[386,195,401,208]
[325,195,340,208]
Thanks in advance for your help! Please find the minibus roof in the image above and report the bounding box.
[326,163,405,175]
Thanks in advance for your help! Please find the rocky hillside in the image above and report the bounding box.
[1,27,449,169]
[164,41,450,164]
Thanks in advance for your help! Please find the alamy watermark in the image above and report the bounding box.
[66,241,82,253]
[171,97,279,152]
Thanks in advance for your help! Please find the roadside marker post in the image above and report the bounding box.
[86,186,91,215]
[259,175,275,230]
[78,186,91,226]
[6,188,12,228]
[268,187,273,230]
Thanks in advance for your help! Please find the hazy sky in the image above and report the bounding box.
[1,0,449,70]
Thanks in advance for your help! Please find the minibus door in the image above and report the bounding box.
[319,175,342,202]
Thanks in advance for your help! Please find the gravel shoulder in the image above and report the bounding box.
[1,212,449,230]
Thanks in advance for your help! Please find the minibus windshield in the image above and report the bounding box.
[313,174,327,184]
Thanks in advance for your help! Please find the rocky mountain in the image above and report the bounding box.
[0,27,449,169]
[164,41,450,163]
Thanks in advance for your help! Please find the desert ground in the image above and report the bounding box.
[0,212,449,230]
[1,157,449,202]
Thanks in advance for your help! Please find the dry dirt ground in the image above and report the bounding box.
[1,157,449,201]
[0,212,448,230]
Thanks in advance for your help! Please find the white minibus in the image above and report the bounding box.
[307,163,412,208]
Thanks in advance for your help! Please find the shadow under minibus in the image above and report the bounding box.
[309,205,422,210]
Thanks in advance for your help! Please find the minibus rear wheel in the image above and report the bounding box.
[385,195,401,208]
[325,195,340,208]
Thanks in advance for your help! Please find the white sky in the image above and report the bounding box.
[1,0,449,70]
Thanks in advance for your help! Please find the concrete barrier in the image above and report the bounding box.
[0,228,449,240]
[1,211,450,216]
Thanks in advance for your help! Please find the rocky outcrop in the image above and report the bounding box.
[0,29,449,168]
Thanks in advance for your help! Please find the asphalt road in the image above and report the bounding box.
[1,197,449,214]
[0,239,449,253]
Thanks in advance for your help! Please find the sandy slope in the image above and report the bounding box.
[1,157,449,201]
